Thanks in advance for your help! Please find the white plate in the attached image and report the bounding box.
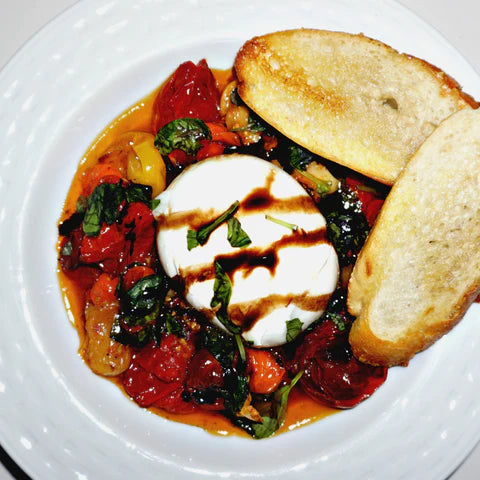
[1,0,480,478]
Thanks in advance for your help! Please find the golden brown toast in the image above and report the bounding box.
[348,108,480,366]
[234,29,477,185]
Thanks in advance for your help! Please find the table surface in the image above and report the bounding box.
[1,0,479,478]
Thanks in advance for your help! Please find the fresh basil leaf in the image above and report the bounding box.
[197,201,239,246]
[223,373,249,414]
[82,183,123,236]
[321,183,370,267]
[211,261,241,334]
[286,318,303,343]
[289,145,314,171]
[265,214,298,232]
[151,198,161,210]
[227,217,251,248]
[235,334,246,363]
[202,324,236,368]
[154,118,211,156]
[187,229,199,250]
[165,311,186,338]
[251,371,303,439]
[188,201,240,249]
[125,183,153,205]
[82,184,105,236]
[122,274,163,316]
[102,183,125,225]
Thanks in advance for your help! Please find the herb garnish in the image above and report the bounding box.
[319,182,370,267]
[187,201,240,250]
[285,318,303,342]
[227,217,251,248]
[80,181,155,237]
[265,214,298,232]
[233,371,303,439]
[210,261,241,334]
[154,118,211,156]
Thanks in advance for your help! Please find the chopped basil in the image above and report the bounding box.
[232,371,303,439]
[285,318,303,342]
[265,214,298,232]
[211,261,241,334]
[186,229,199,250]
[151,198,161,210]
[320,183,370,267]
[295,169,330,197]
[154,118,211,156]
[165,311,186,338]
[122,274,163,317]
[235,334,246,363]
[202,324,236,369]
[187,201,240,250]
[81,181,154,238]
[125,182,153,205]
[224,373,249,413]
[193,325,248,414]
[227,217,251,248]
[289,145,314,171]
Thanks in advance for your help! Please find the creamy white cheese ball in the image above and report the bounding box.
[153,154,339,347]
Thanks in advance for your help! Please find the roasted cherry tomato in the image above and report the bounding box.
[89,273,119,306]
[345,177,385,226]
[185,348,225,410]
[121,202,156,265]
[290,319,387,409]
[134,336,195,383]
[152,59,220,132]
[246,348,285,394]
[80,223,125,274]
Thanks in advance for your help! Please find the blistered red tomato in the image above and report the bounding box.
[152,59,220,132]
[290,319,387,409]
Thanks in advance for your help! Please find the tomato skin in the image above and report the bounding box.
[89,273,119,306]
[80,223,125,270]
[152,59,220,132]
[246,348,285,394]
[290,319,387,409]
[345,177,384,226]
[81,164,123,196]
[196,141,225,161]
[123,362,167,407]
[185,348,225,410]
[122,265,156,290]
[122,202,156,265]
[134,336,195,383]
[123,337,197,414]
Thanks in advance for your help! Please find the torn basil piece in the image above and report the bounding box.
[227,217,251,248]
[211,261,241,334]
[187,201,240,250]
[154,118,211,156]
[286,318,303,342]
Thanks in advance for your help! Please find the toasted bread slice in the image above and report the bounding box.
[234,29,477,185]
[347,108,480,366]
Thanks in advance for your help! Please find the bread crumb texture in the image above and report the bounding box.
[234,29,477,185]
[348,108,480,366]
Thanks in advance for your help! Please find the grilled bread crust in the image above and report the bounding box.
[348,108,480,366]
[234,29,477,185]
